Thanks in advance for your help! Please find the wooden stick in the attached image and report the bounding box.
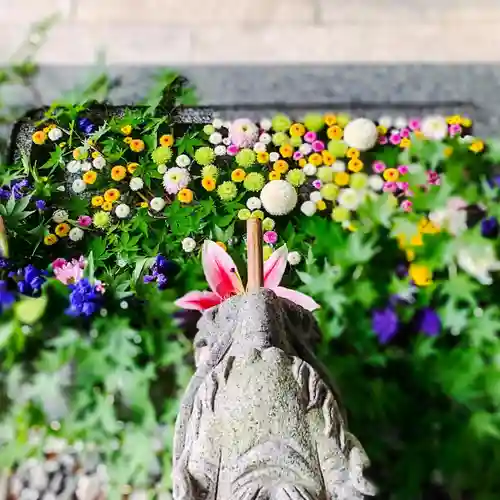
[246,218,263,292]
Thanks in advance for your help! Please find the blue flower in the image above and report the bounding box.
[0,258,10,270]
[0,280,15,313]
[143,255,179,291]
[77,117,96,136]
[481,216,499,238]
[16,265,47,297]
[372,306,399,344]
[416,308,441,336]
[35,199,47,211]
[66,278,103,317]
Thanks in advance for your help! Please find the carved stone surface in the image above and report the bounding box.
[172,289,376,500]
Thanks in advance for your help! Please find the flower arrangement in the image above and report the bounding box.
[1,73,500,499]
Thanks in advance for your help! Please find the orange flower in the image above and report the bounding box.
[178,188,193,204]
[273,160,289,174]
[289,123,306,137]
[298,158,307,167]
[279,144,294,158]
[231,168,246,182]
[347,159,363,173]
[383,168,399,182]
[334,172,350,186]
[322,151,335,166]
[102,202,113,212]
[32,131,47,145]
[257,152,270,164]
[130,139,145,152]
[104,188,120,202]
[215,241,227,251]
[83,171,97,184]
[111,166,127,181]
[324,114,337,127]
[127,162,139,174]
[44,234,58,246]
[269,171,281,180]
[55,223,70,237]
[160,134,174,147]
[124,137,133,144]
[327,126,343,140]
[121,125,132,135]
[400,138,411,148]
[346,148,360,159]
[308,153,323,166]
[202,177,216,191]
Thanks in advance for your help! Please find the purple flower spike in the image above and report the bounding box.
[372,306,399,344]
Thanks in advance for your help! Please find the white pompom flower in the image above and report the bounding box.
[52,209,68,223]
[368,175,384,191]
[287,251,302,266]
[260,118,272,131]
[212,118,223,129]
[69,227,84,242]
[421,115,448,141]
[214,145,227,156]
[259,133,272,144]
[115,204,131,219]
[269,152,280,162]
[92,156,106,170]
[175,154,191,168]
[299,143,313,156]
[48,128,63,141]
[300,201,317,217]
[343,118,378,152]
[246,197,262,210]
[378,116,393,128]
[209,132,223,145]
[337,188,361,210]
[80,162,92,172]
[182,237,196,253]
[394,116,408,129]
[331,160,346,172]
[260,180,298,216]
[309,191,323,203]
[71,179,86,194]
[66,160,81,174]
[150,197,166,212]
[303,163,317,176]
[130,177,144,191]
[253,142,267,153]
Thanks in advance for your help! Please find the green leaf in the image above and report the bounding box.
[467,307,500,347]
[439,299,470,335]
[0,321,14,349]
[13,295,48,325]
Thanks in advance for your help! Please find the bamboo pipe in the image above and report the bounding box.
[246,218,263,292]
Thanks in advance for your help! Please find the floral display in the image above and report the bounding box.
[1,73,500,500]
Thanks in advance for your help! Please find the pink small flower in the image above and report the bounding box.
[95,280,106,294]
[263,231,278,245]
[312,140,325,152]
[401,200,413,212]
[304,131,317,143]
[53,256,85,285]
[398,165,409,175]
[227,144,239,156]
[408,118,421,131]
[383,182,397,192]
[52,258,67,270]
[372,161,386,174]
[389,133,401,145]
[293,151,303,161]
[400,128,410,138]
[312,179,322,189]
[449,124,462,137]
[78,215,92,227]
[379,136,388,145]
[427,170,440,186]
[397,181,409,192]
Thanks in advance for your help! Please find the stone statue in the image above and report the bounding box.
[172,288,377,500]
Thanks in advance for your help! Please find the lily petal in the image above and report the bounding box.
[202,240,244,299]
[272,286,321,312]
[174,290,222,311]
[263,245,288,289]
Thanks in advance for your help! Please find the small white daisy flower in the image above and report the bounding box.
[260,180,298,216]
[259,133,272,144]
[421,116,448,141]
[246,197,262,210]
[150,197,166,212]
[299,143,313,156]
[378,116,393,129]
[337,188,361,210]
[157,164,167,174]
[269,152,280,162]
[222,137,231,146]
[182,237,196,253]
[92,156,106,170]
[394,116,408,129]
[80,162,92,172]
[69,227,84,242]
[310,191,323,203]
[129,177,144,191]
[260,118,272,131]
[175,154,191,168]
[368,175,384,191]
[120,301,129,310]
[214,145,227,156]
[212,118,223,129]
[115,204,131,219]
[287,251,302,266]
[71,179,86,194]
[303,163,317,176]
[343,118,378,152]
[48,128,63,141]
[52,209,68,223]
[300,201,317,217]
[331,160,346,172]
[253,142,267,153]
[209,132,223,145]
[66,160,81,174]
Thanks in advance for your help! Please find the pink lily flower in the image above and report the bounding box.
[175,240,320,312]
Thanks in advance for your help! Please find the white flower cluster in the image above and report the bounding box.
[260,180,298,216]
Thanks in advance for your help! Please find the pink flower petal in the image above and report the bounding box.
[174,290,221,311]
[202,240,244,299]
[263,245,288,289]
[271,286,320,312]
